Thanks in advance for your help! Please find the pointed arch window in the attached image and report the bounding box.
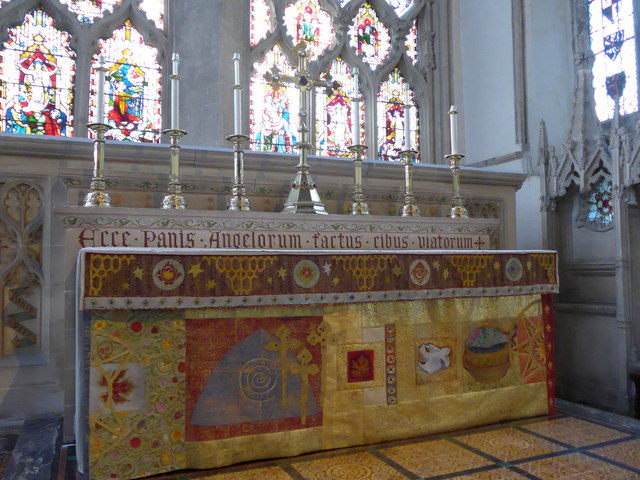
[385,0,413,17]
[284,0,335,60]
[348,2,391,70]
[59,0,122,24]
[248,0,425,161]
[0,8,76,136]
[92,20,162,142]
[250,0,273,46]
[316,58,362,157]
[377,68,418,162]
[250,46,300,153]
[406,20,418,64]
[139,0,164,29]
[588,0,638,120]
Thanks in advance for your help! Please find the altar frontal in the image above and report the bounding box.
[76,248,558,480]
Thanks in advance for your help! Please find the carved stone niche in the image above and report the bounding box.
[0,180,47,365]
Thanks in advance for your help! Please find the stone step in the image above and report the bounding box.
[3,417,63,480]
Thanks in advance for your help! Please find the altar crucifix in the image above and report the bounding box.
[265,41,338,214]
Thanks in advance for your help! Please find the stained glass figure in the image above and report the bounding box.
[406,20,418,64]
[377,68,419,161]
[586,179,614,226]
[139,0,164,29]
[589,0,638,120]
[1,9,76,136]
[250,45,299,153]
[385,0,413,16]
[59,0,121,24]
[92,20,162,142]
[250,0,273,46]
[348,2,391,69]
[316,59,361,157]
[284,0,335,60]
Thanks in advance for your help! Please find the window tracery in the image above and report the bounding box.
[249,0,425,162]
[91,20,163,142]
[250,45,300,153]
[0,0,166,142]
[588,0,638,120]
[0,8,76,136]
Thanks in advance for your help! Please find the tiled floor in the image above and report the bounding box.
[63,408,640,480]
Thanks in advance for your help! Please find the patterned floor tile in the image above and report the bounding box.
[290,451,409,480]
[446,468,529,479]
[378,438,492,477]
[455,428,565,462]
[590,438,640,469]
[522,416,629,447]
[518,452,639,480]
[198,466,292,480]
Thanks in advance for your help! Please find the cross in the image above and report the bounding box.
[263,40,338,214]
[264,41,338,161]
[474,237,486,249]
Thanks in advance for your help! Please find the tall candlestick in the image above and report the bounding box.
[233,52,242,135]
[404,84,411,150]
[171,53,180,130]
[449,105,459,154]
[352,67,360,145]
[96,55,106,123]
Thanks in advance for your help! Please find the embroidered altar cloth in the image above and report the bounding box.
[76,248,558,480]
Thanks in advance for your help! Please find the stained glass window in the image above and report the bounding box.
[386,0,412,17]
[406,20,418,64]
[139,0,164,30]
[59,0,121,24]
[339,0,353,6]
[283,0,335,60]
[91,20,162,142]
[250,0,273,46]
[0,9,76,136]
[348,2,391,70]
[589,0,638,120]
[316,59,362,157]
[250,46,299,153]
[585,179,614,227]
[377,68,418,162]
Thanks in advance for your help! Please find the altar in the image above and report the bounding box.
[75,247,558,480]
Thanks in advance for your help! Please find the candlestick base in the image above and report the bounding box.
[226,134,252,212]
[445,153,469,219]
[400,149,420,217]
[162,192,187,210]
[450,203,469,218]
[282,140,328,215]
[83,190,111,207]
[84,122,111,207]
[162,129,188,210]
[348,144,370,215]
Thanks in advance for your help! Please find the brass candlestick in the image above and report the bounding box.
[84,122,111,207]
[400,149,420,217]
[348,144,370,215]
[162,128,187,209]
[226,134,252,211]
[445,153,469,218]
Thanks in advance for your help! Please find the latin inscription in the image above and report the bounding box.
[77,227,489,251]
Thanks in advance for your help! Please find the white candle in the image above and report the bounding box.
[171,53,180,130]
[403,84,411,150]
[96,55,105,123]
[233,52,242,135]
[353,67,360,145]
[449,105,459,154]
